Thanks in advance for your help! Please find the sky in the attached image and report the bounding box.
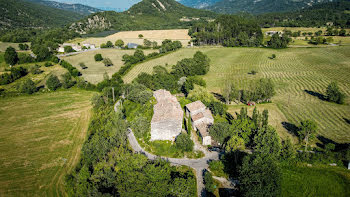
[52,0,143,10]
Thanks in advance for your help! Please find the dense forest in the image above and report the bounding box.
[0,0,83,30]
[258,0,350,28]
[189,15,263,46]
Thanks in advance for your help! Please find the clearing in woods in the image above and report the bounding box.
[70,29,191,47]
[123,46,350,143]
[61,49,156,84]
[0,89,94,196]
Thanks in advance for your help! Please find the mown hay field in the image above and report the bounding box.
[71,29,191,47]
[62,49,156,84]
[123,46,350,143]
[0,89,94,196]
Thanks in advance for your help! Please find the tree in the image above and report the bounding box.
[208,122,231,145]
[103,58,113,67]
[262,109,269,126]
[4,47,18,65]
[32,45,51,61]
[138,34,144,39]
[46,75,61,91]
[267,34,291,49]
[271,54,276,59]
[61,72,75,89]
[64,46,75,53]
[298,120,317,151]
[239,154,281,197]
[326,82,345,104]
[94,54,103,61]
[152,41,158,48]
[204,171,217,194]
[175,133,194,152]
[106,41,113,48]
[115,39,124,48]
[17,78,36,94]
[134,49,145,61]
[253,126,281,159]
[225,135,245,153]
[18,43,29,50]
[280,137,296,160]
[143,39,152,48]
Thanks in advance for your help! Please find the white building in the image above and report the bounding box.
[185,101,214,146]
[150,90,183,141]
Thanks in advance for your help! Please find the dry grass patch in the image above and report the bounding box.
[79,29,191,47]
[0,42,31,52]
[0,89,94,196]
[62,49,157,84]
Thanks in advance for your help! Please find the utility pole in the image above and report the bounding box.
[112,87,115,102]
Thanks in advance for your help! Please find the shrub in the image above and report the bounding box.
[60,60,80,77]
[138,34,144,39]
[64,46,75,53]
[204,171,217,193]
[103,58,113,67]
[51,56,59,64]
[175,133,194,152]
[29,65,42,74]
[94,54,103,61]
[18,53,35,64]
[44,62,53,67]
[17,79,36,94]
[46,75,61,91]
[115,39,124,48]
[0,67,27,85]
[18,43,29,50]
[79,62,87,69]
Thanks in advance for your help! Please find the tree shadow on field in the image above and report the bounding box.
[304,90,327,101]
[282,121,299,136]
[343,118,350,125]
[212,92,226,103]
[317,136,349,151]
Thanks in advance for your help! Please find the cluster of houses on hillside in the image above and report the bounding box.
[150,89,214,146]
[57,43,96,53]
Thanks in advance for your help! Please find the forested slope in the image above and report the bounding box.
[0,0,83,30]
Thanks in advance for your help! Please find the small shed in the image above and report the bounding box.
[127,43,139,49]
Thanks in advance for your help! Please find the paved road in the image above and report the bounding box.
[127,129,220,197]
[115,99,221,196]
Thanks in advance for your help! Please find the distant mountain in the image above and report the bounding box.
[207,0,333,14]
[0,0,83,30]
[177,0,221,8]
[70,0,217,34]
[25,0,101,16]
[258,0,350,28]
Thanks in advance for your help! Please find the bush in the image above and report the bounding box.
[29,65,42,74]
[17,78,36,94]
[0,67,27,85]
[115,39,124,48]
[103,58,113,67]
[125,83,153,104]
[46,75,61,91]
[51,56,59,64]
[64,46,75,53]
[79,62,87,69]
[204,171,217,193]
[94,54,103,61]
[175,133,194,152]
[18,43,29,50]
[60,60,80,77]
[44,62,53,67]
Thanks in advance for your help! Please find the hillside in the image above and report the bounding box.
[25,0,102,16]
[69,0,216,34]
[0,0,83,30]
[177,0,221,8]
[258,0,350,27]
[207,0,332,14]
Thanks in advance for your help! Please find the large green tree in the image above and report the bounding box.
[298,120,317,151]
[4,46,18,65]
[46,74,61,91]
[326,82,345,104]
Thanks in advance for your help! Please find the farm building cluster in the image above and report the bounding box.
[57,43,96,53]
[150,89,214,146]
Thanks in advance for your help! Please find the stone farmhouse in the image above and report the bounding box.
[185,101,214,146]
[151,89,183,141]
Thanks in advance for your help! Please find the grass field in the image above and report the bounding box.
[0,89,94,196]
[70,29,191,47]
[0,63,67,92]
[124,46,350,143]
[281,165,350,196]
[0,42,31,52]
